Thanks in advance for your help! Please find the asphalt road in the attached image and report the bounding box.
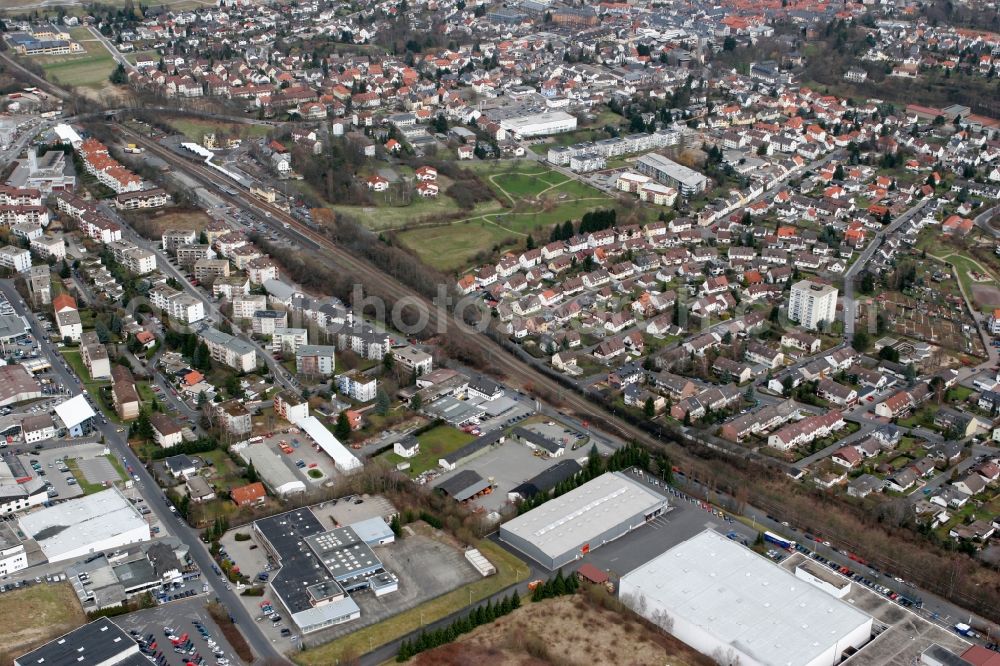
[0,279,290,664]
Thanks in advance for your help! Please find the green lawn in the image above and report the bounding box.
[491,171,566,198]
[380,424,475,476]
[165,117,272,143]
[294,538,528,666]
[60,348,109,391]
[33,37,116,89]
[330,198,501,231]
[939,253,1000,313]
[397,220,517,272]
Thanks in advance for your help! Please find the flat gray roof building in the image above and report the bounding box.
[636,152,708,196]
[499,471,667,569]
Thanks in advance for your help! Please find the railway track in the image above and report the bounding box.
[120,126,667,446]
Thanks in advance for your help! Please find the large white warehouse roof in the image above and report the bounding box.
[500,471,665,562]
[619,530,873,666]
[295,415,361,473]
[18,487,149,563]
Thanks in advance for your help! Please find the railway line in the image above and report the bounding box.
[119,126,668,445]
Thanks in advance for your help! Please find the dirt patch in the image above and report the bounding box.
[0,582,86,664]
[971,284,1000,310]
[411,593,713,666]
[124,207,213,240]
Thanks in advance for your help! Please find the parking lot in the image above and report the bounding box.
[254,429,338,486]
[775,552,971,666]
[16,442,114,502]
[432,436,614,512]
[77,456,120,486]
[113,596,239,666]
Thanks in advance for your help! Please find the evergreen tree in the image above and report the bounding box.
[643,396,655,419]
[390,514,402,537]
[375,389,391,416]
[334,411,351,440]
[552,568,566,595]
[246,460,258,483]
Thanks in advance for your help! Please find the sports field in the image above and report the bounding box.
[32,30,116,89]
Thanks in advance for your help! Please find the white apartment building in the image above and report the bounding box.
[149,285,205,324]
[336,370,377,402]
[198,327,258,372]
[788,280,838,330]
[30,234,66,261]
[0,245,31,273]
[232,294,267,320]
[271,327,308,354]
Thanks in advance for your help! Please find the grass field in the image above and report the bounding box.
[31,33,116,90]
[125,208,213,240]
[60,348,109,392]
[294,538,528,666]
[0,583,86,664]
[165,117,271,143]
[330,198,502,231]
[380,424,475,476]
[394,161,617,272]
[408,594,713,666]
[397,220,515,272]
[934,252,1000,313]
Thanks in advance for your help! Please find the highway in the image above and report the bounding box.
[0,278,290,664]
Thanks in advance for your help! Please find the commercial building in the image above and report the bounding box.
[21,413,56,444]
[18,487,151,563]
[0,364,42,406]
[296,415,362,474]
[789,280,838,330]
[53,393,97,436]
[0,477,47,515]
[636,153,708,197]
[14,617,144,666]
[619,530,873,666]
[499,111,577,138]
[253,508,398,634]
[237,442,306,497]
[435,470,493,502]
[0,522,27,576]
[296,344,336,376]
[499,471,667,569]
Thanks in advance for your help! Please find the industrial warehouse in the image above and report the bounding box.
[17,487,151,563]
[498,471,668,569]
[619,530,874,666]
[252,508,398,634]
